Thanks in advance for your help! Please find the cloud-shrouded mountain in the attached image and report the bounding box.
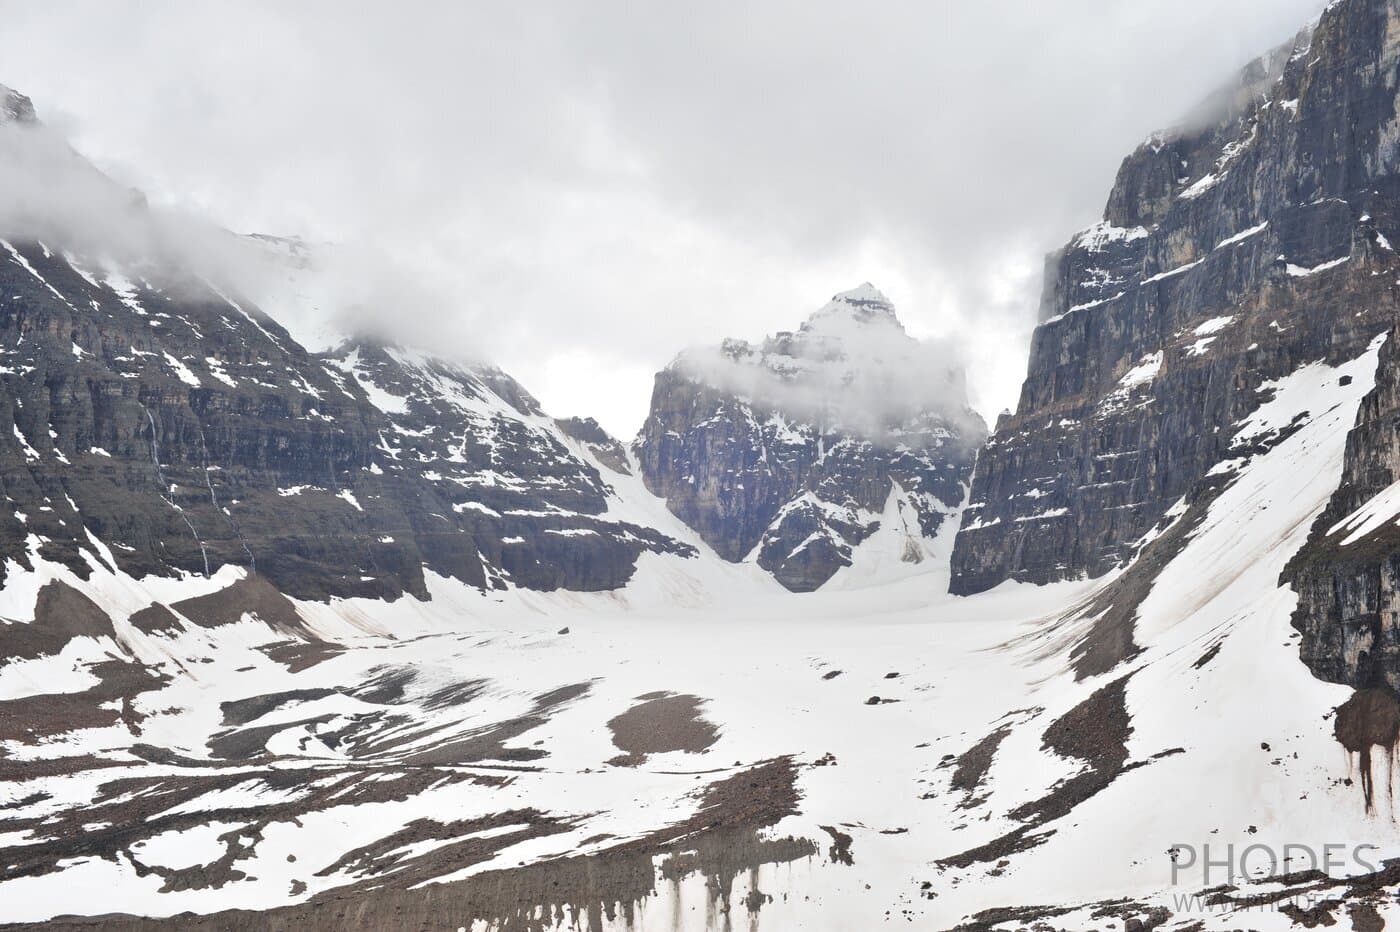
[16,1,1400,928]
[635,284,986,590]
[0,90,700,602]
[950,5,1400,610]
[0,85,34,124]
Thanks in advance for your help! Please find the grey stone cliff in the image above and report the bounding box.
[952,0,1400,595]
[637,285,986,591]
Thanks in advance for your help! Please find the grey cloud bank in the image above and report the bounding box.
[0,0,1327,437]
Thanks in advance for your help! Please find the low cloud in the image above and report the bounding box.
[0,1,1329,436]
[0,111,241,288]
[0,104,478,362]
[672,287,987,446]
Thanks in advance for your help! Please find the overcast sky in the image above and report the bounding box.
[0,1,1323,437]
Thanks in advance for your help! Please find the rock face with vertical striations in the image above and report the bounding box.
[951,0,1400,596]
[636,285,986,591]
[0,89,694,603]
[1286,320,1400,690]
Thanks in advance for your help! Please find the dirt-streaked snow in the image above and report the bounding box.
[0,342,1395,930]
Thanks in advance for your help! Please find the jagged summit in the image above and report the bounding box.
[638,286,984,591]
[666,285,974,439]
[802,282,900,331]
[0,84,35,125]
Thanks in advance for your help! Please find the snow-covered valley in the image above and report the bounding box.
[9,0,1400,928]
[0,336,1396,930]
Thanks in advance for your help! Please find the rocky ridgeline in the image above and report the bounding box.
[0,98,691,601]
[0,84,35,125]
[951,0,1400,596]
[636,285,985,591]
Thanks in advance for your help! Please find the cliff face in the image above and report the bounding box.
[951,0,1400,595]
[636,285,985,591]
[0,98,693,603]
[1285,322,1400,689]
[0,245,693,601]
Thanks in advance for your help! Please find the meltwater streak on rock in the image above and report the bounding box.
[141,403,209,577]
[636,284,985,591]
[952,0,1400,599]
[196,420,256,573]
[1333,688,1400,813]
[3,759,821,932]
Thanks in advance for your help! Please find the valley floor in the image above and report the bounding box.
[0,340,1398,931]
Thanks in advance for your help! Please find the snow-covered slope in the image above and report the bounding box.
[0,333,1395,931]
[11,0,1400,927]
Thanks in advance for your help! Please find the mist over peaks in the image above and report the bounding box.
[671,285,986,445]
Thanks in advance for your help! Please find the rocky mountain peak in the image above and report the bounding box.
[637,286,984,591]
[0,84,36,125]
[801,282,901,333]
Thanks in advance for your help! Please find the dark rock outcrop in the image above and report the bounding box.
[1286,320,1400,689]
[555,416,631,475]
[952,0,1400,595]
[637,285,985,591]
[0,85,35,125]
